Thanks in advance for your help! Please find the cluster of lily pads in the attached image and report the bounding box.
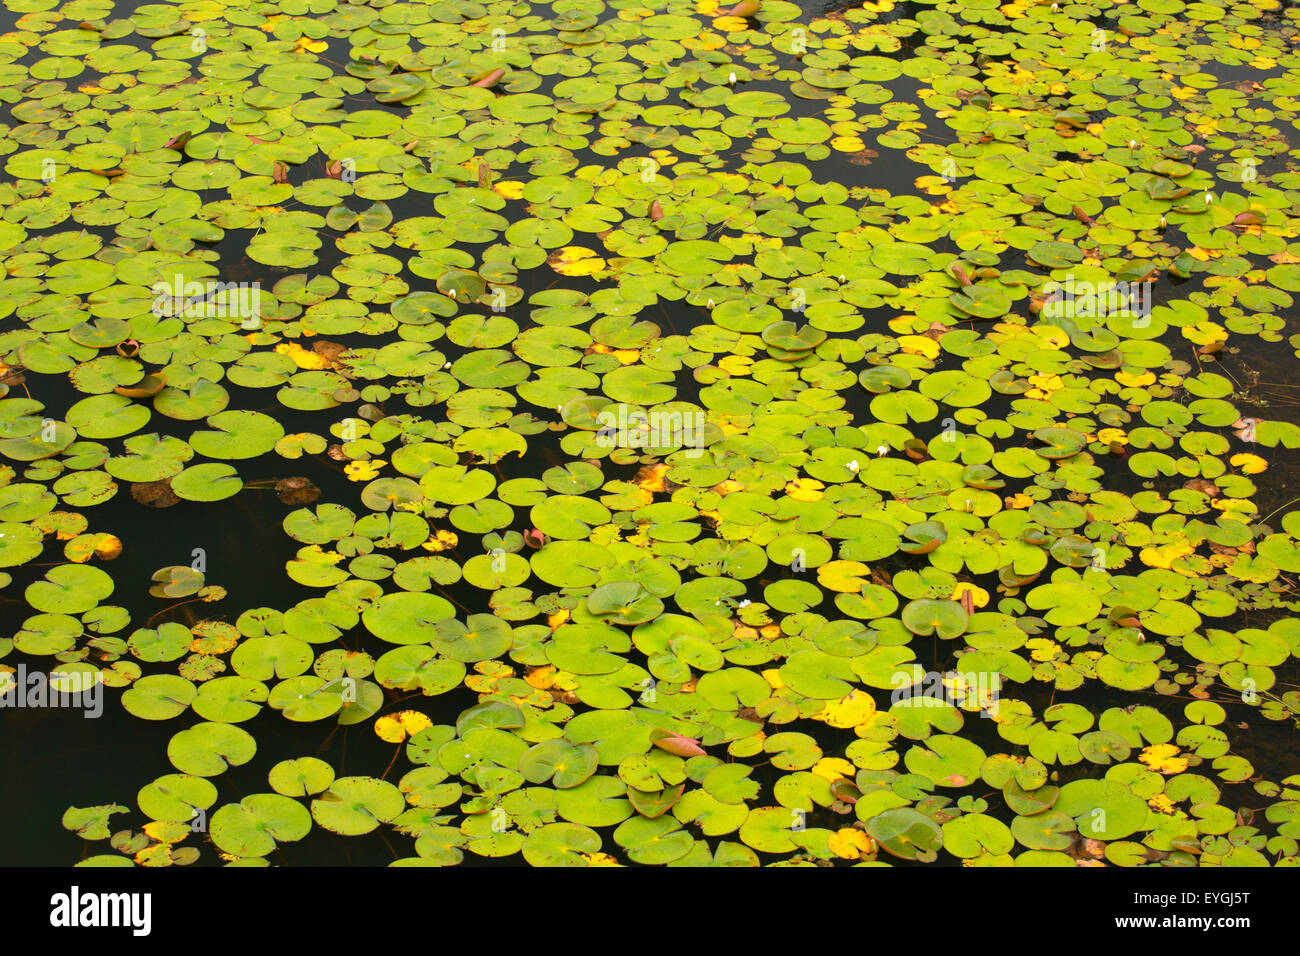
[3,0,1300,865]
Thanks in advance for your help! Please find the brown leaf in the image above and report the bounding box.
[312,340,347,361]
[1078,838,1106,859]
[131,481,179,509]
[114,373,167,399]
[276,477,320,505]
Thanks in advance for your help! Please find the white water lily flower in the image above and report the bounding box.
[846,459,860,473]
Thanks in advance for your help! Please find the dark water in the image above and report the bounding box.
[0,0,1298,865]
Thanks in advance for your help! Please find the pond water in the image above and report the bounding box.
[1,0,1300,867]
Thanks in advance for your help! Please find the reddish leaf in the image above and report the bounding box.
[652,733,705,758]
[471,68,505,89]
